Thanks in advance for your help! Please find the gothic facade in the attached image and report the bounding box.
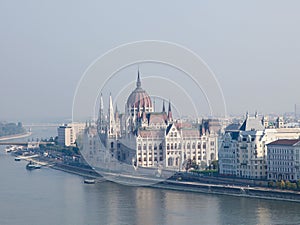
[97,72,219,170]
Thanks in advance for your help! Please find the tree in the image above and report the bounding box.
[285,181,291,189]
[297,180,300,190]
[276,181,281,189]
[183,158,192,172]
[280,180,285,189]
[211,160,219,171]
[290,183,297,190]
[268,181,274,188]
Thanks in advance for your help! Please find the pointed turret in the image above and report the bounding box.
[97,93,105,134]
[108,93,116,138]
[115,105,119,121]
[246,111,249,119]
[162,100,166,113]
[167,100,173,121]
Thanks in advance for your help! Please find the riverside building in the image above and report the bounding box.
[267,139,300,181]
[96,72,219,170]
[219,113,300,179]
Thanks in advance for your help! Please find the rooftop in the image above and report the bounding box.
[267,139,300,146]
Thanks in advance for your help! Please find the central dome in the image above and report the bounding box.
[126,72,152,109]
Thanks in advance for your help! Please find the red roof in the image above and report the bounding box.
[267,139,300,146]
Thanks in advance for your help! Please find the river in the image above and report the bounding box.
[0,126,300,225]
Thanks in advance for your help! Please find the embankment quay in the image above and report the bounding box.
[0,132,32,141]
[14,153,300,203]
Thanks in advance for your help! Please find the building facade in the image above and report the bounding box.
[219,113,300,179]
[57,123,86,146]
[267,139,300,181]
[97,72,219,170]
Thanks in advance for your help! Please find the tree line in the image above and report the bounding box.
[0,122,25,137]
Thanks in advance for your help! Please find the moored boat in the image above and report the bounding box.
[26,161,41,170]
[84,179,96,184]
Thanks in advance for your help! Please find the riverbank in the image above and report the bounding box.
[0,132,32,141]
[12,152,300,203]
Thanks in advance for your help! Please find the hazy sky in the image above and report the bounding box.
[1,1,300,122]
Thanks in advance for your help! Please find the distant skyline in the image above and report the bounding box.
[1,1,300,122]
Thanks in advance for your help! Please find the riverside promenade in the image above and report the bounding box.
[0,132,32,141]
[9,149,300,203]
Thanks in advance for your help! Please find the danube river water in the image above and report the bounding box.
[1,126,300,225]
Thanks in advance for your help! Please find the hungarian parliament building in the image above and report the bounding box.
[95,72,220,171]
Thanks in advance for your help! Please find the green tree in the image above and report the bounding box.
[285,180,291,189]
[280,180,285,189]
[290,183,297,190]
[211,160,219,170]
[268,181,274,188]
[276,181,281,189]
[297,180,300,190]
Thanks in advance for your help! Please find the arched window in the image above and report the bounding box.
[171,143,173,149]
[167,143,170,150]
[187,143,190,149]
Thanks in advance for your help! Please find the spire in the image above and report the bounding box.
[136,70,141,88]
[100,93,104,111]
[115,104,119,120]
[97,93,105,135]
[162,100,166,113]
[108,93,116,138]
[168,100,173,121]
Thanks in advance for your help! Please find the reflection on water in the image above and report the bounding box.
[1,126,300,225]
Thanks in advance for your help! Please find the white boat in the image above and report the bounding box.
[26,161,41,170]
[5,145,17,153]
[84,179,96,184]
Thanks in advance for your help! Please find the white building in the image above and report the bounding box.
[96,72,219,170]
[267,139,300,181]
[57,123,86,146]
[219,113,300,179]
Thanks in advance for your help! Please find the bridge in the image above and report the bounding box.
[23,123,60,127]
[0,142,55,146]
